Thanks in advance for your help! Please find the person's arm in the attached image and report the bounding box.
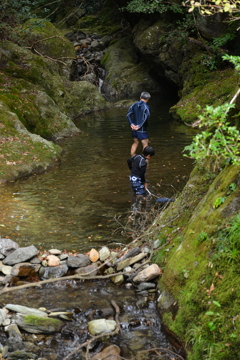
[126,105,134,126]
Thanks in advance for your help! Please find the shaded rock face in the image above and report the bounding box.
[101,35,162,99]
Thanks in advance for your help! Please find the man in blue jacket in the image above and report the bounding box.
[126,92,151,156]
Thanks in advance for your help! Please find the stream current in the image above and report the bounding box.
[0,94,195,252]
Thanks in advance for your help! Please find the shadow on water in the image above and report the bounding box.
[0,94,196,251]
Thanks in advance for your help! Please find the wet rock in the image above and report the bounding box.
[11,263,40,277]
[1,265,12,275]
[110,274,124,285]
[59,253,68,261]
[99,35,112,49]
[136,297,148,309]
[48,249,61,255]
[115,247,140,264]
[0,238,19,256]
[5,304,48,318]
[89,249,99,263]
[99,246,111,261]
[133,264,162,283]
[135,282,156,291]
[30,256,41,264]
[6,323,23,351]
[14,313,64,334]
[91,344,121,359]
[88,319,116,336]
[104,267,114,275]
[116,252,147,271]
[157,290,176,312]
[75,263,99,276]
[46,255,60,267]
[0,308,8,325]
[3,245,38,266]
[39,263,68,279]
[98,308,114,318]
[7,350,37,359]
[67,254,90,268]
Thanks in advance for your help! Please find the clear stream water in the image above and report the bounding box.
[0,94,196,252]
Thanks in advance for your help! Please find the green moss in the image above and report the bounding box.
[154,162,240,359]
[24,315,62,327]
[170,68,238,123]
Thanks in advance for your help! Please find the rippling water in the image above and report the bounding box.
[0,95,196,251]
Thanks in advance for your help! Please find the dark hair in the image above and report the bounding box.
[142,146,155,157]
[140,92,151,100]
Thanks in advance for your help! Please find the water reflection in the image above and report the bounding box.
[0,95,196,251]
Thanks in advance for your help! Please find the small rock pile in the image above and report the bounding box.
[0,238,162,287]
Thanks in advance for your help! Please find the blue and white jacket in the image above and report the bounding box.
[126,100,150,133]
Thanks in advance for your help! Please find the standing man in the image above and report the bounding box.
[126,92,151,156]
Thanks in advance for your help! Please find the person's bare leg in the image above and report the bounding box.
[141,138,149,152]
[130,138,140,156]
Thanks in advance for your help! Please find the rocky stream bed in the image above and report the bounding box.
[0,238,186,360]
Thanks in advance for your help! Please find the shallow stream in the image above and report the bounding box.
[0,94,195,252]
[0,94,196,359]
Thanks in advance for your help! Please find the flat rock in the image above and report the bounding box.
[88,319,116,335]
[133,264,162,283]
[116,252,147,271]
[67,254,90,268]
[39,263,68,279]
[5,304,48,318]
[3,245,38,266]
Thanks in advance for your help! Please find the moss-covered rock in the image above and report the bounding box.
[101,35,161,98]
[18,19,76,60]
[169,68,239,123]
[0,36,107,183]
[15,314,64,334]
[0,101,63,185]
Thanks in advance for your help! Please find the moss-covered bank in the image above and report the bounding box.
[0,20,106,184]
[149,161,240,359]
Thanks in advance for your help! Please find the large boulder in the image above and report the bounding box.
[101,35,161,98]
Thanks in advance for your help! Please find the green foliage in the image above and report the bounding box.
[183,102,240,171]
[212,33,235,49]
[223,54,240,70]
[197,231,209,242]
[122,0,184,14]
[213,213,240,264]
[213,196,226,208]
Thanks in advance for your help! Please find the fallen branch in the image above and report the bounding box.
[0,271,125,295]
